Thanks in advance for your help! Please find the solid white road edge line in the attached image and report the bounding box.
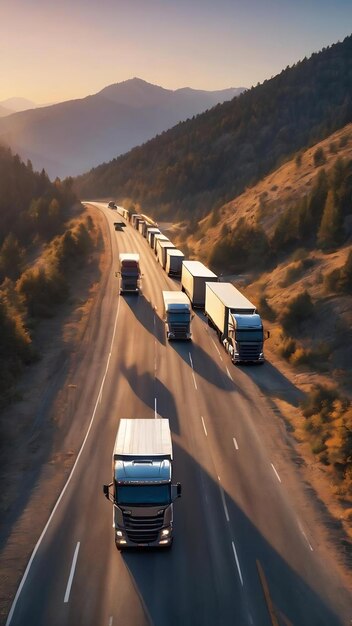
[188,352,194,369]
[297,519,314,551]
[271,463,282,483]
[154,397,158,419]
[201,416,208,437]
[5,291,122,626]
[232,541,244,586]
[64,542,80,603]
[108,617,113,626]
[233,437,239,450]
[226,366,233,381]
[218,476,230,522]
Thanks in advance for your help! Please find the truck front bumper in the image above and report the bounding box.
[115,526,173,549]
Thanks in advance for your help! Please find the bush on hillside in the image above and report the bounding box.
[258,295,276,322]
[279,290,314,334]
[324,250,352,294]
[209,218,270,272]
[313,147,326,167]
[301,384,340,419]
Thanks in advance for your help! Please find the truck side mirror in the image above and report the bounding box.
[103,483,114,501]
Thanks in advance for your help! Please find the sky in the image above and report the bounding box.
[1,0,352,103]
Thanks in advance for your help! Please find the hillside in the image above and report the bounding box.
[0,146,89,404]
[169,123,352,517]
[0,79,243,179]
[75,35,352,223]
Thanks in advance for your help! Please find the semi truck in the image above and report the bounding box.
[118,253,141,294]
[103,418,182,549]
[181,260,217,308]
[204,282,269,364]
[157,240,176,269]
[166,249,185,277]
[162,291,192,340]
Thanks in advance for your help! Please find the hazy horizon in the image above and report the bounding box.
[1,0,352,103]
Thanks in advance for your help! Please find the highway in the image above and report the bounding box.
[6,202,351,626]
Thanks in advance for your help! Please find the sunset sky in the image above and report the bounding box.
[1,0,351,103]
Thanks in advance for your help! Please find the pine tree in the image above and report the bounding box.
[317,189,344,250]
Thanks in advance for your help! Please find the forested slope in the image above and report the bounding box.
[75,35,352,222]
[0,147,93,404]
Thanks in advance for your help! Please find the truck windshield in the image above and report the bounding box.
[168,313,190,323]
[236,330,263,341]
[116,484,171,506]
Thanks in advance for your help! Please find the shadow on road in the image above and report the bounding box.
[120,363,180,434]
[242,360,305,408]
[169,339,239,393]
[121,442,348,626]
[123,294,165,346]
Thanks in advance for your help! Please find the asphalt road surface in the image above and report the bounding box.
[6,203,352,626]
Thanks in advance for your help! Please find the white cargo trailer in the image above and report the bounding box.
[138,220,145,235]
[153,233,169,254]
[157,240,176,268]
[205,282,269,363]
[147,228,160,247]
[181,261,217,308]
[166,249,185,276]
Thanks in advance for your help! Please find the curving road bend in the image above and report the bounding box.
[6,202,352,626]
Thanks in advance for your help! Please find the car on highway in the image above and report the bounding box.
[108,201,117,209]
[114,221,126,231]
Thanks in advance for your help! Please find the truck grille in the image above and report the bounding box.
[173,324,189,339]
[123,513,164,543]
[238,343,261,361]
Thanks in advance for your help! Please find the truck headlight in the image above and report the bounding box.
[116,530,123,537]
[161,528,170,537]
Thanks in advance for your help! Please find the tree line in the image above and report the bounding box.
[74,35,352,225]
[0,147,93,405]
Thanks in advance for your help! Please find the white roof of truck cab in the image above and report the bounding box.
[162,291,191,307]
[182,260,217,278]
[119,253,140,263]
[206,281,256,312]
[114,419,172,459]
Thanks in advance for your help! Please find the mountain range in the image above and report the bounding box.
[75,35,352,223]
[0,79,244,178]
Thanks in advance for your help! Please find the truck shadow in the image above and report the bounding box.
[241,360,305,408]
[123,294,166,346]
[119,363,180,434]
[121,442,348,626]
[168,340,238,393]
